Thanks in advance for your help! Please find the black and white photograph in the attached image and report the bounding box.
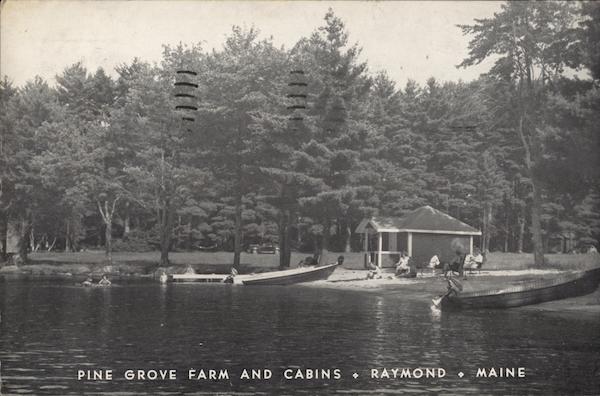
[1,0,599,394]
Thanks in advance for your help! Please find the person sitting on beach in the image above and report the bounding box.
[395,252,410,275]
[473,250,484,269]
[366,260,382,280]
[398,258,417,278]
[429,255,440,270]
[464,253,476,270]
[82,277,93,287]
[308,256,319,266]
[444,251,465,277]
[98,275,111,286]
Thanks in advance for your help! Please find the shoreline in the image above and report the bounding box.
[2,259,599,314]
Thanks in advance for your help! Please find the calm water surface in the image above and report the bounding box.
[1,277,599,395]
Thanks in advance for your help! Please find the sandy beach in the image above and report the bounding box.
[308,267,600,315]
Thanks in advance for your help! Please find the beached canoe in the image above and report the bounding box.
[240,263,340,286]
[440,267,600,309]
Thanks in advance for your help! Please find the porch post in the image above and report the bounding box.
[470,236,474,254]
[377,232,383,268]
[407,232,413,257]
[363,231,369,268]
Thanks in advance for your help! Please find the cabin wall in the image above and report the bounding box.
[411,234,471,266]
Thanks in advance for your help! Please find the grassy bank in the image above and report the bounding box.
[0,250,598,278]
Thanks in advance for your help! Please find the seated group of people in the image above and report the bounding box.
[366,249,485,280]
[366,252,416,279]
[439,249,484,277]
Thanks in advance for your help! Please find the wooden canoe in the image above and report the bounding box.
[240,263,340,286]
[441,267,600,309]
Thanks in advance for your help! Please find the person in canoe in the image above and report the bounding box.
[432,275,464,307]
[98,275,111,286]
[223,267,238,283]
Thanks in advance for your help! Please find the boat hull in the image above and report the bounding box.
[241,263,339,286]
[442,267,600,309]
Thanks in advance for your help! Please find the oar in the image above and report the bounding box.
[431,292,449,308]
[431,276,463,307]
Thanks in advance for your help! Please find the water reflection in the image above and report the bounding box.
[0,280,598,395]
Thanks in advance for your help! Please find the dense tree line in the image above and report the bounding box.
[1,3,599,266]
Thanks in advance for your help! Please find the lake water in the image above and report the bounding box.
[1,278,599,395]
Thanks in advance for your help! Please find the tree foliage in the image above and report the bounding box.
[2,5,599,266]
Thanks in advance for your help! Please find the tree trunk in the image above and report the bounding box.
[15,217,30,265]
[284,224,292,268]
[97,218,103,248]
[123,202,131,240]
[516,116,545,266]
[105,219,112,262]
[504,211,509,253]
[0,212,7,262]
[159,198,174,266]
[65,221,72,253]
[517,213,525,254]
[482,204,488,253]
[176,215,182,249]
[47,237,57,252]
[98,199,118,264]
[29,225,35,252]
[278,211,288,268]
[186,219,193,251]
[283,223,292,268]
[531,181,544,267]
[485,202,492,253]
[233,190,243,271]
[344,224,352,253]
[319,219,331,265]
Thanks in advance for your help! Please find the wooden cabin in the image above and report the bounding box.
[355,206,481,268]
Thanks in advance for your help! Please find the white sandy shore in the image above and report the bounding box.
[306,268,572,292]
[327,268,564,282]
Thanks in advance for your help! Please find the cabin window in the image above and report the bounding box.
[396,233,407,253]
[382,232,390,251]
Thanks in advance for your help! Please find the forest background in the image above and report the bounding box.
[1,2,599,269]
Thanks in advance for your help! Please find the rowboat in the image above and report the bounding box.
[239,263,340,286]
[437,267,600,309]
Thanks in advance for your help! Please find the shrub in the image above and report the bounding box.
[112,229,154,252]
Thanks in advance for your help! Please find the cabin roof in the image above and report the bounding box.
[355,205,481,235]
